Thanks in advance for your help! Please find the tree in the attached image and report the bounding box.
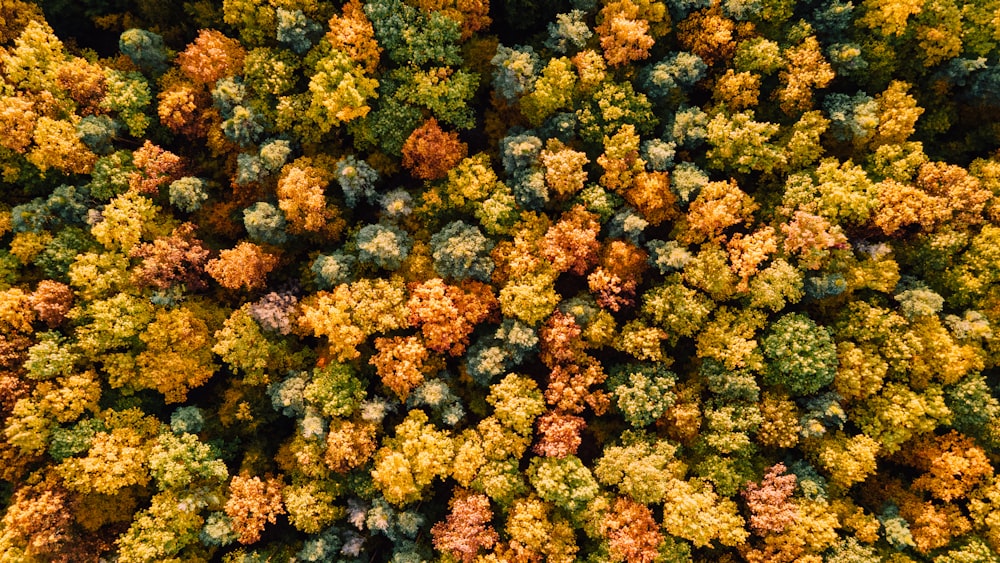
[0,477,78,562]
[681,178,759,244]
[813,431,881,489]
[484,373,546,438]
[100,69,153,138]
[396,67,479,129]
[643,51,707,99]
[705,110,786,174]
[356,223,412,271]
[91,192,161,255]
[900,431,993,503]
[533,411,587,458]
[520,57,578,126]
[365,0,463,67]
[873,178,944,235]
[372,410,455,506]
[205,242,279,291]
[429,221,495,282]
[538,205,601,275]
[70,292,156,358]
[594,432,683,505]
[776,36,834,115]
[742,463,797,535]
[148,431,228,492]
[327,0,382,74]
[131,307,217,403]
[177,29,247,86]
[370,335,433,400]
[712,68,761,110]
[213,305,303,386]
[870,81,924,147]
[30,280,73,328]
[596,0,659,67]
[599,497,664,563]
[27,117,98,175]
[408,278,497,356]
[56,408,160,495]
[297,277,410,361]
[324,418,378,473]
[297,286,365,362]
[851,382,951,454]
[676,7,736,66]
[300,47,378,137]
[661,477,748,547]
[276,8,323,54]
[169,177,209,213]
[242,202,288,245]
[241,47,300,99]
[119,29,168,74]
[491,44,539,102]
[538,139,588,199]
[430,489,499,562]
[402,117,469,180]
[528,454,599,514]
[276,163,330,234]
[0,94,37,155]
[0,0,45,44]
[115,488,219,562]
[762,313,837,396]
[128,141,183,196]
[575,81,657,145]
[1,19,65,93]
[499,495,579,562]
[225,474,285,545]
[598,124,644,194]
[916,161,991,228]
[779,210,848,271]
[606,364,676,428]
[642,276,714,343]
[335,155,379,208]
[130,223,210,291]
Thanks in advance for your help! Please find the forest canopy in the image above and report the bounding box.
[2,0,1000,561]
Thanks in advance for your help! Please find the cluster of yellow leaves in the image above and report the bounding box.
[598,124,643,193]
[324,418,378,472]
[57,409,161,495]
[681,179,758,244]
[539,139,589,199]
[277,163,330,234]
[498,495,578,563]
[596,0,657,67]
[298,277,410,360]
[326,0,382,74]
[521,58,577,126]
[777,37,834,114]
[372,410,455,505]
[133,307,217,403]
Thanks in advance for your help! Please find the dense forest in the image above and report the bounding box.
[2,0,1000,560]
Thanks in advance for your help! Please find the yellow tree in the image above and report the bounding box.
[776,37,834,115]
[595,0,658,67]
[133,307,218,403]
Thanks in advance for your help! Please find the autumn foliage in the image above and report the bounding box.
[401,117,469,180]
[2,1,1000,561]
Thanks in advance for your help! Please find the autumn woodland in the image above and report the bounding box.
[2,0,1000,560]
